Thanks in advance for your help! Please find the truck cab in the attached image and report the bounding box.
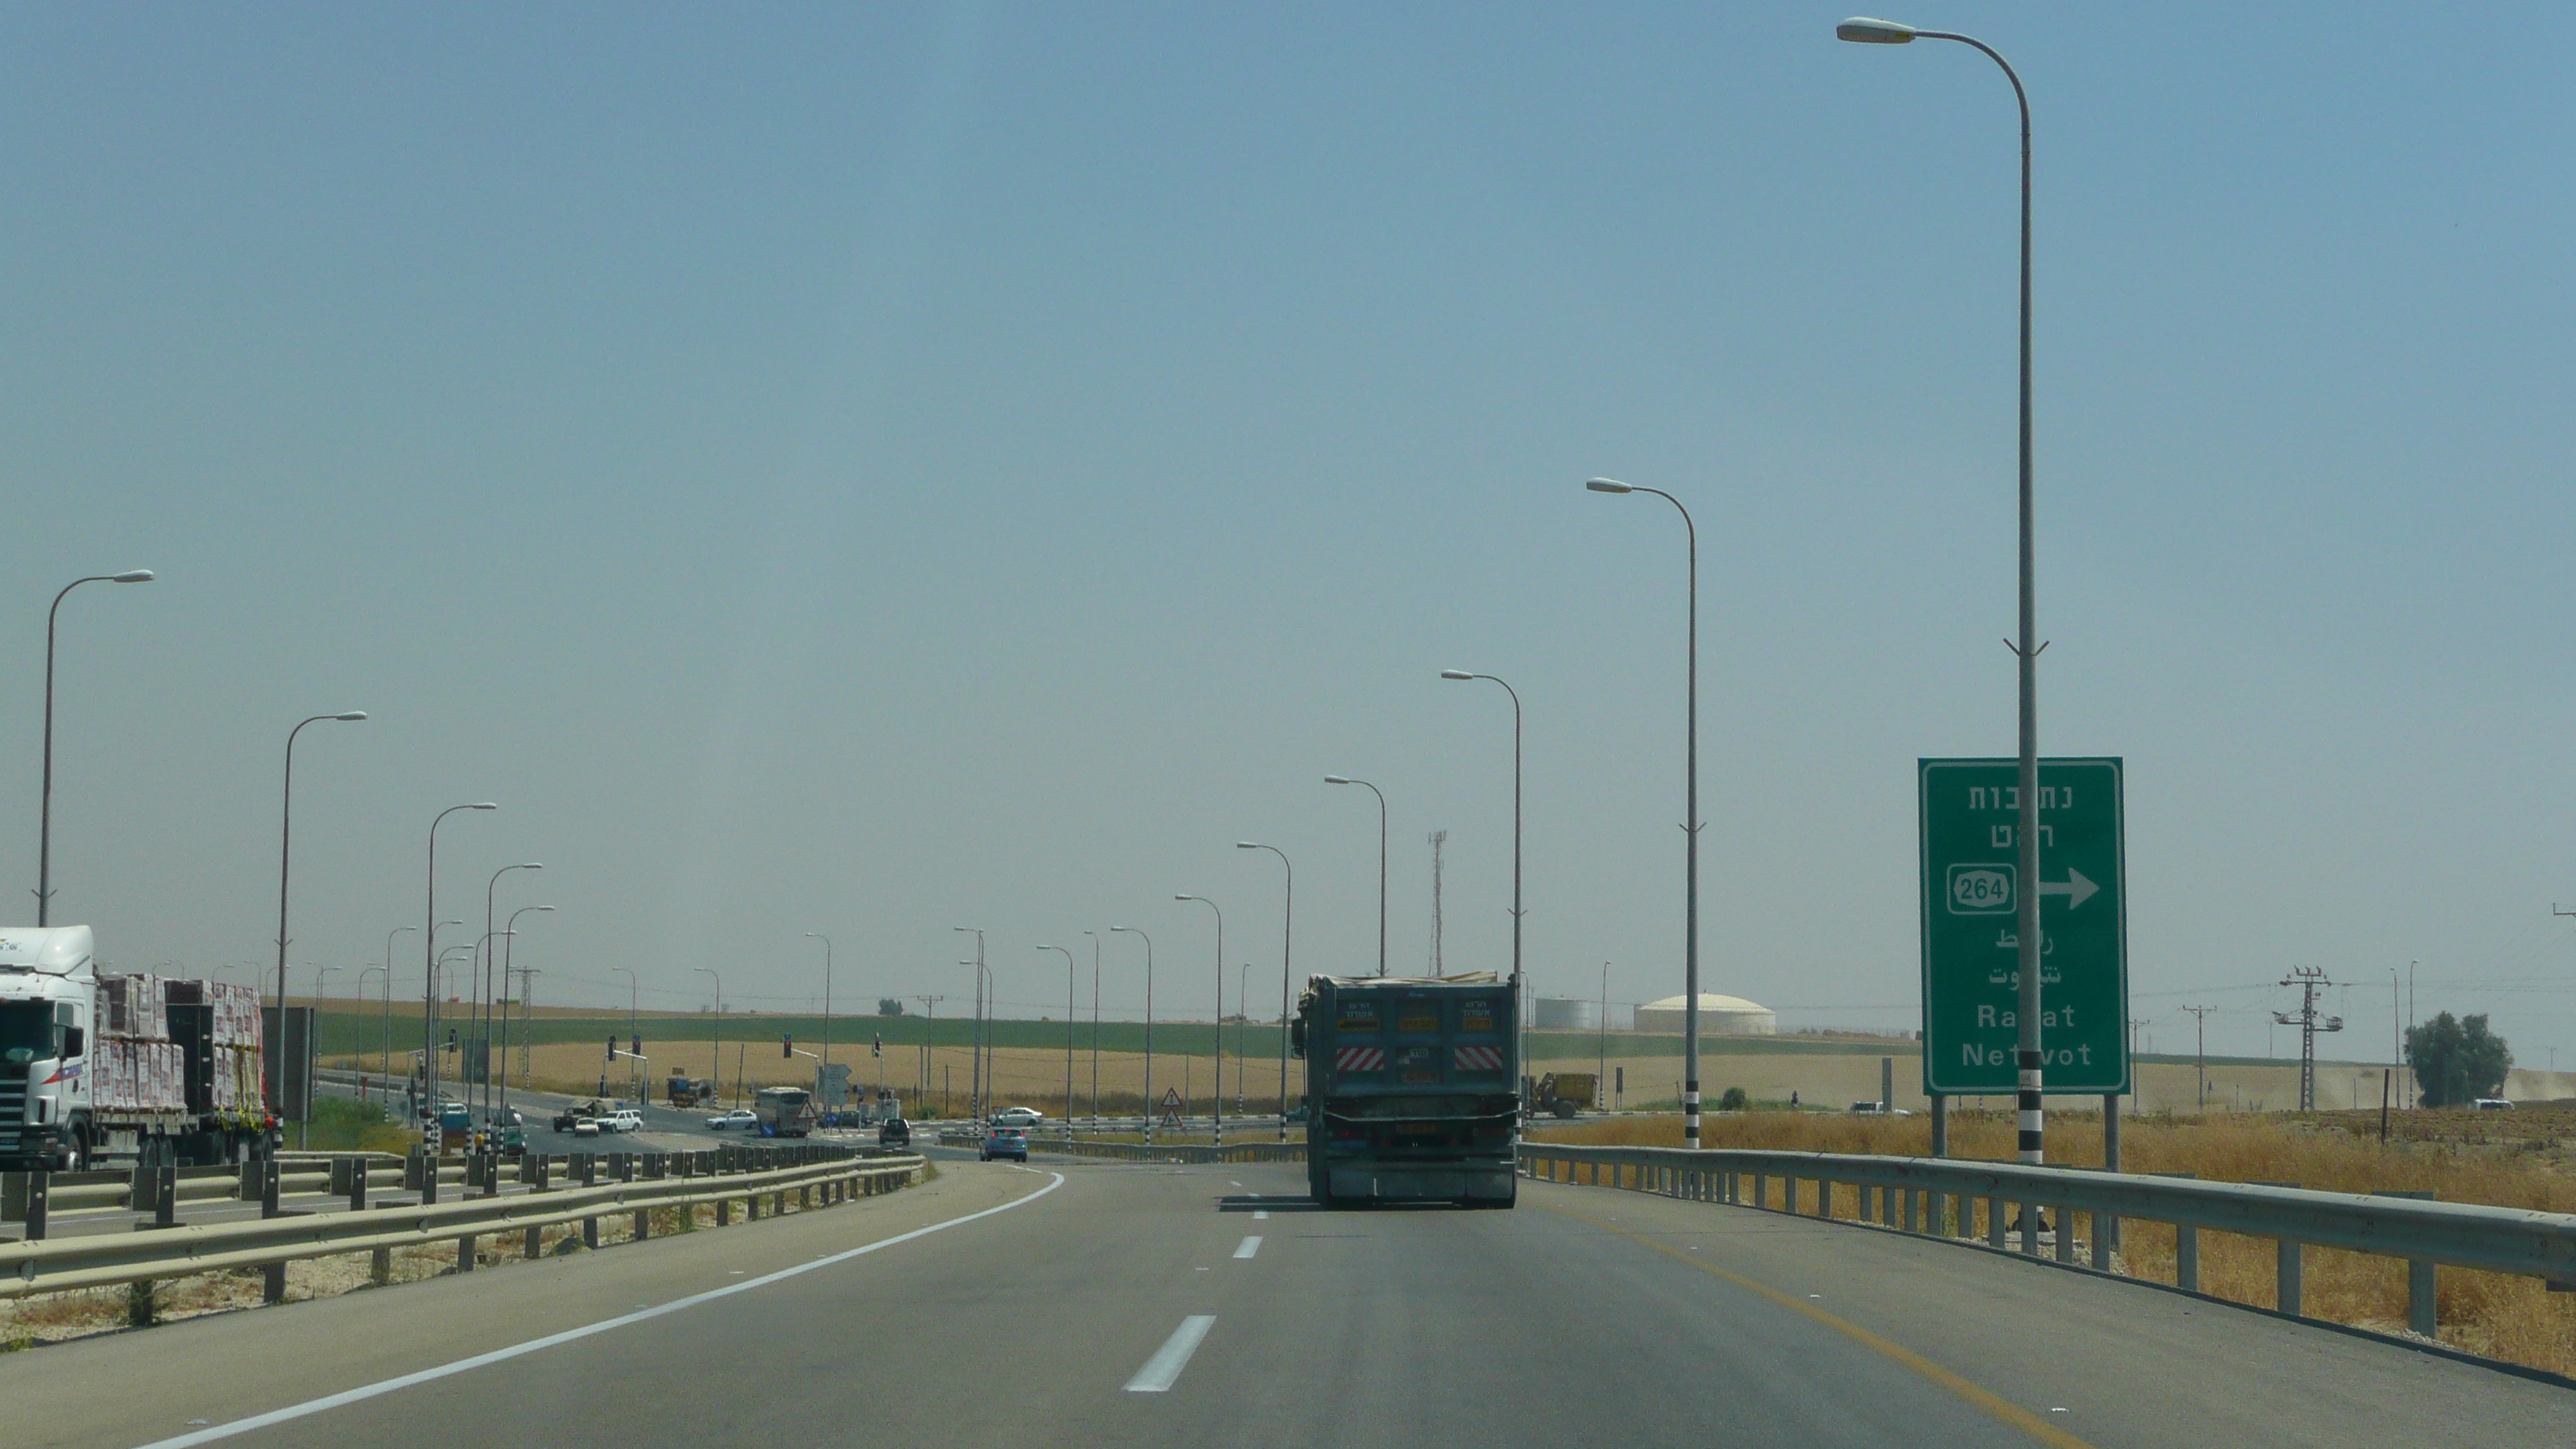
[0,928,91,1170]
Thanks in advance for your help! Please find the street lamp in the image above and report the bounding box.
[611,964,639,1105]
[804,933,833,1104]
[499,904,552,1118]
[1081,930,1103,1126]
[1237,843,1294,1141]
[1112,926,1155,1145]
[1323,776,1387,976]
[273,711,368,1086]
[1177,895,1224,1145]
[1038,944,1074,1142]
[481,862,541,1119]
[692,967,724,1107]
[36,569,154,924]
[1585,477,1706,1148]
[424,805,496,1112]
[1441,670,1526,1110]
[355,966,386,1104]
[1837,15,2046,1166]
[381,926,416,1094]
[953,928,985,1121]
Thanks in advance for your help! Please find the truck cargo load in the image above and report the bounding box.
[1290,973,1518,1208]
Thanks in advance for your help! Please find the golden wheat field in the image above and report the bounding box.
[1532,1108,2576,1379]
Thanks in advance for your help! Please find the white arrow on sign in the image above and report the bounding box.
[2037,868,2100,909]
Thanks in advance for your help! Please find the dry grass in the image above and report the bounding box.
[1533,1108,2576,1379]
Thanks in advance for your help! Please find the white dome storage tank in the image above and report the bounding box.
[1633,992,1776,1036]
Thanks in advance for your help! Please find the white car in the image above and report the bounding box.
[704,1108,757,1131]
[990,1107,1044,1128]
[570,1117,602,1137]
[598,1109,645,1134]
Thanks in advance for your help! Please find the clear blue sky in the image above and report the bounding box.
[5,4,2571,1069]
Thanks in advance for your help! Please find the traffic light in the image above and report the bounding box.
[446,1028,458,1053]
[872,1034,882,1059]
[632,1035,642,1057]
[607,1034,617,1060]
[783,1034,793,1059]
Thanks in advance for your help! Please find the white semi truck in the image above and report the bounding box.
[0,925,277,1171]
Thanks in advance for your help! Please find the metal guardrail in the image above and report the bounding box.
[1517,1142,2576,1337]
[0,1149,926,1300]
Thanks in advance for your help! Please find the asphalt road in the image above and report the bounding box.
[12,1155,2567,1449]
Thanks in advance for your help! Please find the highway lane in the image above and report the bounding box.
[16,1158,2569,1448]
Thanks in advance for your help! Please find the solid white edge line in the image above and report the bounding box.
[130,1171,1069,1449]
[1122,1314,1218,1392]
[1231,1235,1261,1259]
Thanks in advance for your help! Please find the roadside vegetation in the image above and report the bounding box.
[1533,1106,2576,1379]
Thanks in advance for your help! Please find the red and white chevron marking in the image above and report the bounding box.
[1333,1046,1386,1072]
[1452,1045,1503,1071]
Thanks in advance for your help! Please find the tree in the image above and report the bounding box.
[877,998,904,1017]
[2406,1012,2511,1107]
[1718,1086,1749,1112]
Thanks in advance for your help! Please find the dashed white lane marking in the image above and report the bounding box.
[1232,1235,1262,1259]
[1252,1210,1269,1221]
[1124,1315,1218,1392]
[132,1173,1070,1447]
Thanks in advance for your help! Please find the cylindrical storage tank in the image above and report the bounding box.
[1533,998,1601,1031]
[1632,994,1778,1036]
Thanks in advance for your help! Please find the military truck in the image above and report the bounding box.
[1531,1071,1597,1119]
[1290,973,1518,1208]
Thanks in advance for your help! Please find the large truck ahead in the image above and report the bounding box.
[1290,973,1518,1208]
[0,926,276,1171]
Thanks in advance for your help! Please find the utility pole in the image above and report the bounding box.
[2273,967,2342,1112]
[915,995,943,1111]
[2126,1017,2147,1115]
[2180,1005,2215,1112]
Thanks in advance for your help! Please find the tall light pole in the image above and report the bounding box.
[1599,960,1611,1094]
[356,966,386,1104]
[1585,478,1704,1148]
[804,933,833,1106]
[1177,895,1224,1145]
[1039,944,1074,1137]
[1112,926,1154,1144]
[1838,13,2043,1163]
[1237,961,1250,1119]
[692,967,724,1107]
[273,711,368,1091]
[424,805,497,1113]
[1082,930,1103,1126]
[304,964,341,1149]
[382,926,415,1096]
[1237,843,1294,1141]
[1323,776,1387,976]
[1442,670,1526,1105]
[611,964,639,1105]
[481,862,541,1119]
[953,927,985,1120]
[500,904,551,1118]
[35,569,153,925]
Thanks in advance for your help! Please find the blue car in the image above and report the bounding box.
[979,1127,1029,1163]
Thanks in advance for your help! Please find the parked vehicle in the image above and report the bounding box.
[1847,1101,1911,1116]
[2473,1098,2516,1111]
[704,1108,756,1130]
[1292,972,1518,1209]
[980,1126,1029,1162]
[754,1086,817,1139]
[0,926,277,1171]
[990,1105,1043,1128]
[878,1117,912,1149]
[1531,1072,1596,1119]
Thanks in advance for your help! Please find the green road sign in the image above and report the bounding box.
[1919,757,2129,1095]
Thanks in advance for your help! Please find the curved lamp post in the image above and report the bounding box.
[36,569,152,924]
[1038,944,1075,1144]
[1323,776,1387,976]
[1441,670,1526,1114]
[1838,15,2047,1168]
[953,927,985,1121]
[1176,895,1224,1145]
[1081,930,1103,1126]
[1111,926,1154,1144]
[691,966,724,1108]
[273,711,367,1091]
[423,805,497,1111]
[481,863,542,1118]
[1236,842,1294,1139]
[805,933,833,1101]
[499,904,552,1117]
